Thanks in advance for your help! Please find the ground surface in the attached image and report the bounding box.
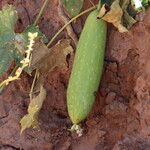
[0,0,150,150]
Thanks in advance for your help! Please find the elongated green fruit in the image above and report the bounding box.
[67,9,107,125]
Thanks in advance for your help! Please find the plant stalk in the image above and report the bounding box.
[34,0,49,25]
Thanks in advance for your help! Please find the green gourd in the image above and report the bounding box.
[67,9,107,127]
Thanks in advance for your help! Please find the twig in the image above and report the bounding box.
[34,0,50,25]
[89,0,95,7]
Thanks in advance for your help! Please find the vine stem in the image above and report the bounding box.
[29,69,39,100]
[47,5,97,47]
[0,65,18,93]
[34,0,50,26]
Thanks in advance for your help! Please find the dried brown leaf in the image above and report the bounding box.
[30,39,73,75]
[102,0,128,32]
[121,0,137,29]
[98,4,107,18]
[20,85,46,133]
[30,39,50,68]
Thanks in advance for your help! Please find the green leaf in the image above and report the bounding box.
[0,5,19,76]
[0,5,49,76]
[21,24,48,44]
[20,85,47,133]
[0,44,13,76]
[142,0,149,8]
[62,0,84,17]
[15,24,48,54]
[0,5,17,34]
[0,41,23,76]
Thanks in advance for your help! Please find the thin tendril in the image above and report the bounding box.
[47,5,97,47]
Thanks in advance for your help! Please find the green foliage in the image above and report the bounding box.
[15,24,48,55]
[62,0,84,17]
[142,0,149,8]
[0,5,47,76]
[0,5,17,34]
[20,24,48,46]
[0,5,20,76]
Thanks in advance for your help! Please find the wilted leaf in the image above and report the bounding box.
[101,0,128,32]
[62,0,84,17]
[30,39,73,75]
[98,4,107,18]
[121,0,137,29]
[123,11,137,28]
[20,85,46,133]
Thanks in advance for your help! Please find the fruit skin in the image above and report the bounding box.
[67,9,107,124]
